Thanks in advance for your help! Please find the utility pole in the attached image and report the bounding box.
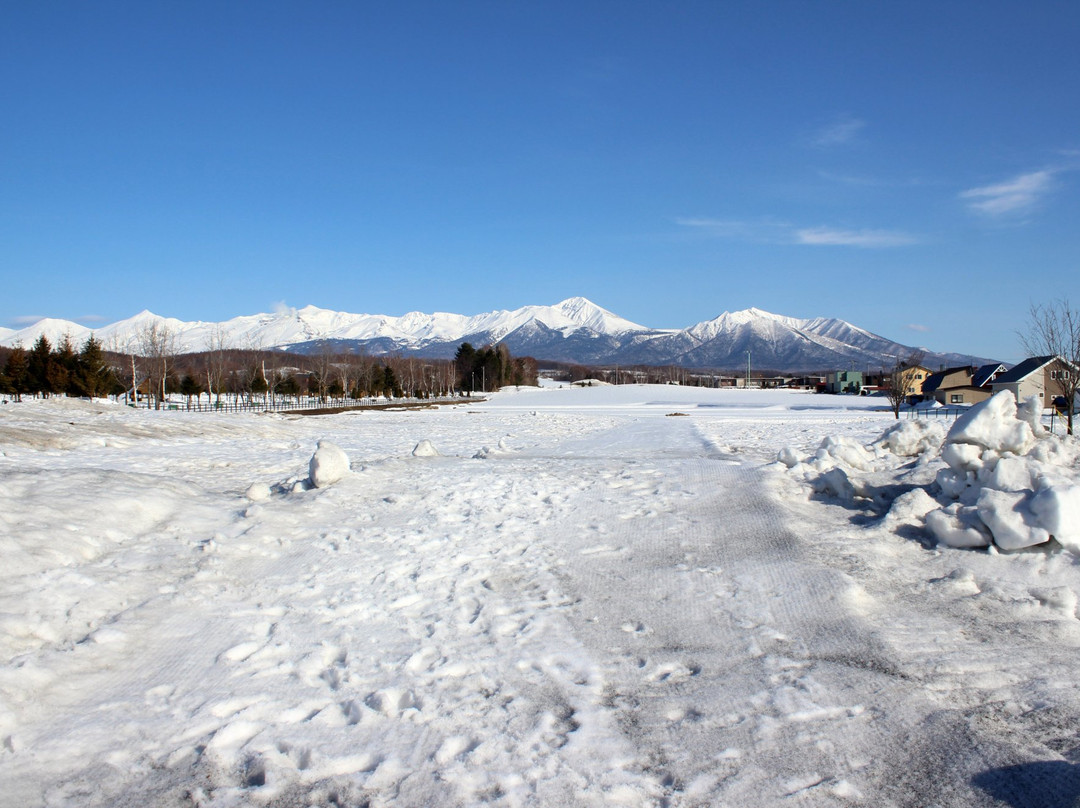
[746,351,752,389]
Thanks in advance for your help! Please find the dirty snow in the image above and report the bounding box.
[2,386,1080,807]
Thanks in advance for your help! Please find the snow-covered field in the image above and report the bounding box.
[3,385,1080,807]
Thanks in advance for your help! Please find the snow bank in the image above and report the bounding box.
[776,421,945,505]
[946,390,1039,455]
[778,421,945,479]
[308,440,350,488]
[927,392,1078,551]
[783,390,1080,556]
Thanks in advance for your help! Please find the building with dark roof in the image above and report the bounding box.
[921,363,1006,406]
[991,356,1077,407]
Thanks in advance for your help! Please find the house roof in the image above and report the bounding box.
[993,356,1057,384]
[922,366,975,394]
[921,370,947,394]
[972,363,1007,388]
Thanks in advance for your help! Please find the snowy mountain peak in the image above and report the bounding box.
[0,298,994,371]
[3,317,90,348]
[550,297,646,334]
[554,296,603,318]
[743,306,783,320]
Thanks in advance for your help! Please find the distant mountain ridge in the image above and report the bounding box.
[0,297,996,373]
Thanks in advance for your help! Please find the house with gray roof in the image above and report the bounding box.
[922,363,1006,405]
[991,356,1077,408]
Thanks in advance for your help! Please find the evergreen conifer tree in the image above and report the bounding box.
[454,343,477,392]
[3,347,29,401]
[27,335,53,396]
[180,374,203,407]
[76,334,113,398]
[55,336,77,395]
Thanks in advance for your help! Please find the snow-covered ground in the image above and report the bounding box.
[2,386,1080,807]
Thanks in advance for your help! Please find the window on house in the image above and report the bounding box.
[950,394,963,404]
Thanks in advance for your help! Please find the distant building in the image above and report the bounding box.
[825,370,862,394]
[991,356,1077,407]
[922,363,1005,406]
[901,365,934,401]
[788,375,825,391]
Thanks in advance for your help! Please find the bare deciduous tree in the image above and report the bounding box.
[885,350,926,419]
[204,325,230,406]
[310,343,336,402]
[1021,299,1080,435]
[138,321,177,410]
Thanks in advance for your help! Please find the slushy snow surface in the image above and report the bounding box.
[3,386,1080,807]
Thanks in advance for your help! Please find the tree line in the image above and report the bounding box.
[454,343,538,392]
[1,329,539,407]
[0,334,118,401]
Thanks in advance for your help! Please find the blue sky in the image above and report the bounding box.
[2,1,1077,363]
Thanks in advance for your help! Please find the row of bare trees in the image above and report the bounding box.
[0,322,475,408]
[85,323,511,408]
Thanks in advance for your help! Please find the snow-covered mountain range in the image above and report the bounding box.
[0,297,995,372]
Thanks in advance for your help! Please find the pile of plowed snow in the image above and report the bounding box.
[780,391,1080,554]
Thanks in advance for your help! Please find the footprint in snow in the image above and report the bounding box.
[364,688,422,717]
[276,741,313,771]
[646,661,702,684]
[434,735,481,764]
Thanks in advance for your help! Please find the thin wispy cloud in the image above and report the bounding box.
[675,218,917,248]
[906,324,931,333]
[816,170,879,187]
[12,315,46,325]
[76,314,107,323]
[811,114,866,147]
[817,170,941,189]
[673,217,791,242]
[959,169,1054,216]
[794,227,918,248]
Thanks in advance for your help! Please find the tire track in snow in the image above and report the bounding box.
[543,417,1030,806]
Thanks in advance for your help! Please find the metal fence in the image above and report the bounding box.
[149,394,473,414]
[906,406,967,420]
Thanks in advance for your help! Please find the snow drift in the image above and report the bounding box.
[782,391,1080,555]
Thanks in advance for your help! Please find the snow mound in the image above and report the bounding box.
[784,389,1080,556]
[946,390,1038,455]
[925,503,992,548]
[875,420,947,457]
[245,482,272,501]
[815,435,877,471]
[776,446,803,468]
[811,467,858,501]
[412,440,440,457]
[309,441,350,488]
[884,488,940,524]
[928,392,1076,551]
